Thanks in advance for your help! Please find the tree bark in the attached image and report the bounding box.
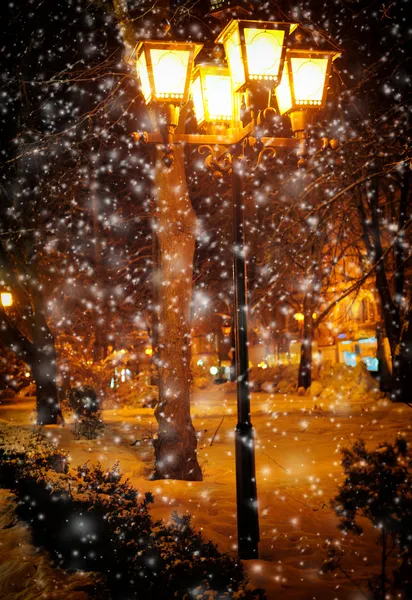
[298,294,314,390]
[0,244,61,425]
[391,307,412,403]
[151,146,202,481]
[376,322,392,392]
[31,346,59,425]
[31,309,60,425]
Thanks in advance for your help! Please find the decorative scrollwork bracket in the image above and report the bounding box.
[198,145,233,180]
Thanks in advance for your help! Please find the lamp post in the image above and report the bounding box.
[134,19,340,559]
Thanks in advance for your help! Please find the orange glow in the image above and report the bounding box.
[1,292,13,307]
[136,41,202,105]
[145,347,153,357]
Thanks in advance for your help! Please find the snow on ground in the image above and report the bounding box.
[0,385,411,600]
[0,488,101,600]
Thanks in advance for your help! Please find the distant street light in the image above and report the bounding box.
[134,17,341,559]
[1,292,13,307]
[221,321,232,338]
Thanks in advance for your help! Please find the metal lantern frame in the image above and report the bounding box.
[136,40,202,105]
[215,19,297,92]
[276,48,341,114]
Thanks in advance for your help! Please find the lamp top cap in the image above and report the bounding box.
[136,39,203,58]
[215,19,298,44]
[286,46,342,61]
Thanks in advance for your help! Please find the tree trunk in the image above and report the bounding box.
[31,332,59,425]
[376,323,392,392]
[30,306,60,425]
[298,295,314,390]
[151,146,202,481]
[391,308,412,403]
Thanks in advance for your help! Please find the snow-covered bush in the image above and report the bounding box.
[67,386,103,439]
[323,437,412,599]
[312,362,381,405]
[248,364,299,394]
[0,427,265,600]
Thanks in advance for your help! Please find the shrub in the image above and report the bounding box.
[0,428,265,600]
[323,437,412,600]
[68,386,103,439]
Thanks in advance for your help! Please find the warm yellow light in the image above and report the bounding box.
[275,48,341,115]
[1,292,13,307]
[191,66,234,126]
[145,347,153,357]
[258,361,268,369]
[291,57,328,105]
[216,20,296,92]
[294,312,304,322]
[244,28,285,82]
[206,74,233,120]
[25,372,30,378]
[275,61,292,115]
[137,51,151,103]
[191,75,205,125]
[221,23,245,92]
[150,49,190,100]
[136,41,202,105]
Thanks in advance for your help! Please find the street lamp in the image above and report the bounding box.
[1,292,13,307]
[221,321,232,337]
[135,40,202,165]
[134,20,340,559]
[275,47,341,134]
[216,20,297,92]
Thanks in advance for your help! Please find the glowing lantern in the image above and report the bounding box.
[275,48,341,116]
[1,292,13,307]
[294,312,304,322]
[145,347,153,357]
[136,41,202,105]
[221,322,232,337]
[191,65,235,126]
[216,20,297,92]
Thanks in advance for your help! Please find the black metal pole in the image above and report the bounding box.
[232,148,259,560]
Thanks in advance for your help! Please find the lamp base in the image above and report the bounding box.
[289,110,312,136]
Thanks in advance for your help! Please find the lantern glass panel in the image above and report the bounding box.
[204,73,233,121]
[244,28,285,82]
[150,49,190,99]
[1,292,13,307]
[191,74,205,125]
[275,62,292,115]
[223,25,245,91]
[137,51,151,103]
[290,56,328,106]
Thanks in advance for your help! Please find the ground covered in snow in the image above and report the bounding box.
[0,487,102,600]
[0,379,411,600]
